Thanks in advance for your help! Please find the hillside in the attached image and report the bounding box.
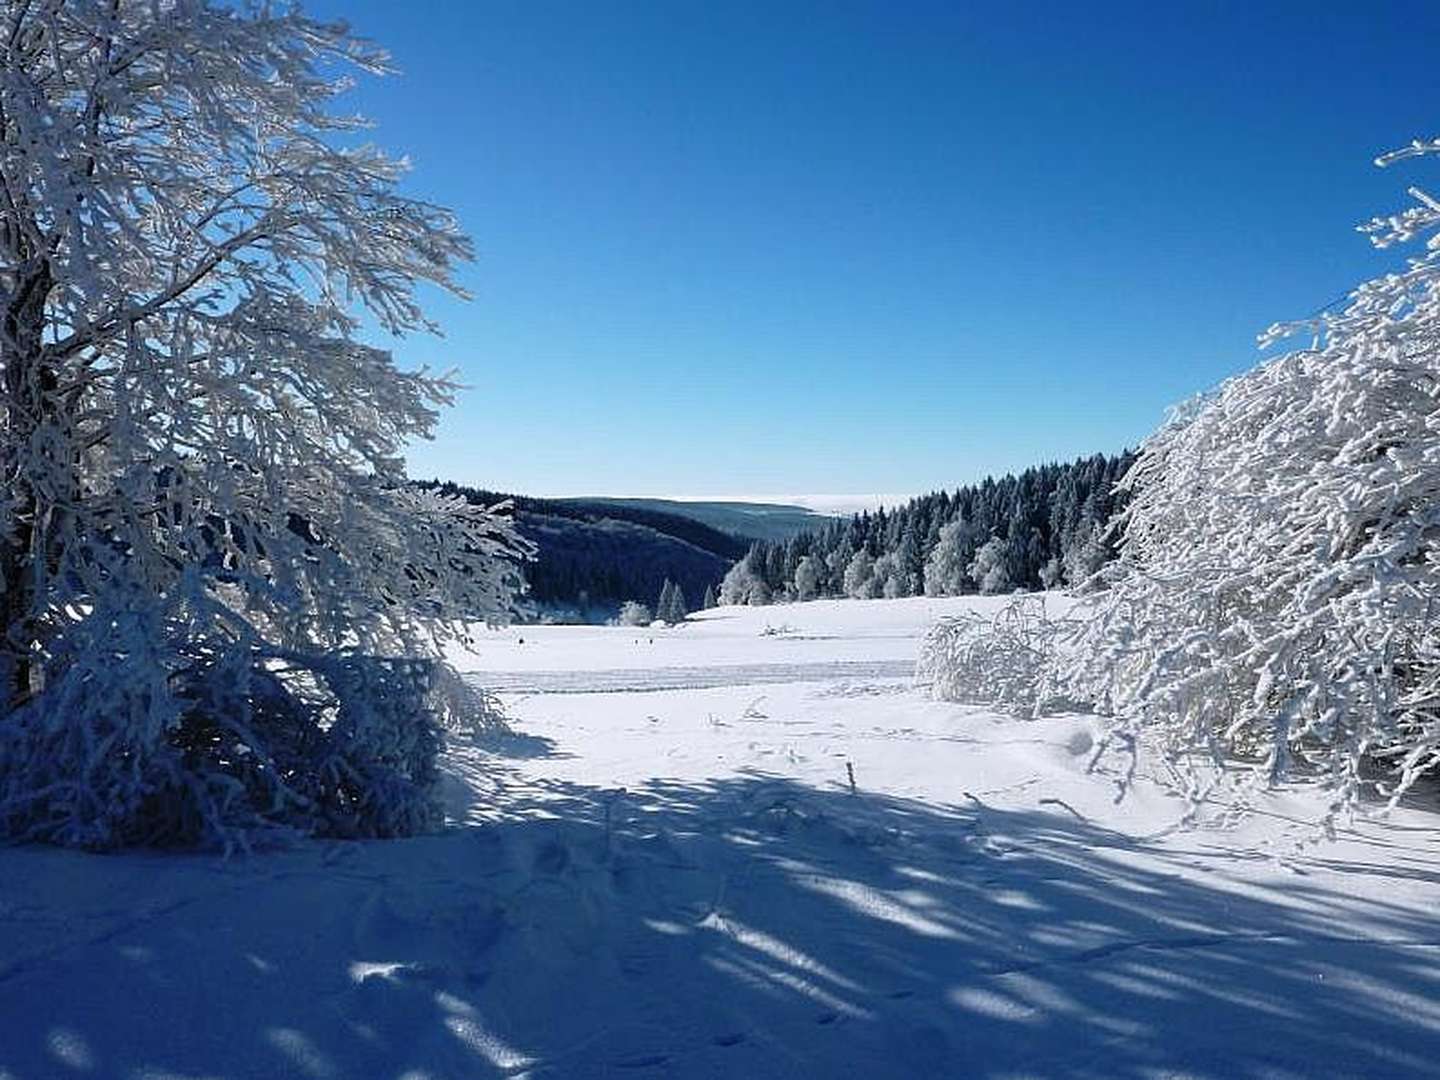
[567,497,835,543]
[419,482,746,620]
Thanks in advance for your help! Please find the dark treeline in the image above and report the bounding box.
[418,481,743,618]
[720,452,1136,605]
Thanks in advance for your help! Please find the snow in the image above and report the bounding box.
[4,596,1440,1078]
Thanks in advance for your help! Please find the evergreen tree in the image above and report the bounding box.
[655,578,690,623]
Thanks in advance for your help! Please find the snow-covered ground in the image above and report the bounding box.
[3,596,1440,1079]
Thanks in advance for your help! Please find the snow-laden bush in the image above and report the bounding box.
[0,3,526,848]
[926,135,1440,815]
[1077,140,1440,809]
[917,596,1081,716]
[0,611,510,850]
[617,601,652,627]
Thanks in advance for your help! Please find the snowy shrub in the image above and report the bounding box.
[0,623,518,850]
[917,596,1080,716]
[618,601,653,627]
[1058,135,1440,813]
[0,3,525,848]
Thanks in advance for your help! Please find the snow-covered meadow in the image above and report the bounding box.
[3,596,1439,1079]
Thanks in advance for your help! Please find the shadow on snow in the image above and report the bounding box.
[2,765,1439,1079]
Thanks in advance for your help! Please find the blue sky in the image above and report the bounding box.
[308,0,1440,498]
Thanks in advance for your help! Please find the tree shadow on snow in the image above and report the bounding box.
[2,769,1440,1079]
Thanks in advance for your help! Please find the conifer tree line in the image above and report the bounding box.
[720,452,1135,605]
[655,579,690,623]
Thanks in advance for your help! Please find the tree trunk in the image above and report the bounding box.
[0,258,54,706]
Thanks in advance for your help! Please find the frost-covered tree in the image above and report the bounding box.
[1061,519,1107,587]
[923,519,970,596]
[895,526,922,596]
[617,601,651,627]
[1039,556,1064,589]
[1063,137,1440,809]
[702,583,717,610]
[873,552,907,599]
[718,561,744,606]
[657,580,687,623]
[726,550,778,605]
[842,548,877,599]
[968,537,1012,595]
[938,134,1440,817]
[655,579,677,623]
[825,539,853,593]
[0,2,524,848]
[793,554,822,601]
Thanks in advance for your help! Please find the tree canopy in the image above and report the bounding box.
[0,1,523,848]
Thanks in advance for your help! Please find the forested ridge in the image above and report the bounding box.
[424,452,1132,619]
[418,481,745,617]
[721,452,1135,605]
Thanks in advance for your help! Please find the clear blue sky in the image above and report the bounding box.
[308,0,1440,498]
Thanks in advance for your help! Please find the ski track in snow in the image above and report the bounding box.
[464,660,916,694]
[2,596,1440,1080]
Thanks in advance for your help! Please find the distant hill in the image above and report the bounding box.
[565,497,834,543]
[417,482,746,621]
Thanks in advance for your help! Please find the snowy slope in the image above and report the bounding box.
[563,498,832,543]
[3,597,1439,1079]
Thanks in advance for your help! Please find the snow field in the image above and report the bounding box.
[2,596,1439,1079]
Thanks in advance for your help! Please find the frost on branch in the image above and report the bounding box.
[0,2,526,847]
[917,596,1082,717]
[920,137,1440,820]
[1062,138,1440,815]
